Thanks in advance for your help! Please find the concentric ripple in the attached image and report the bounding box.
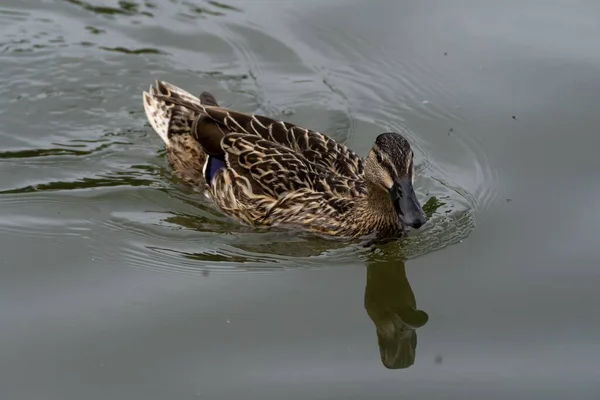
[0,0,498,276]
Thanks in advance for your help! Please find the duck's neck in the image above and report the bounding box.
[355,186,403,237]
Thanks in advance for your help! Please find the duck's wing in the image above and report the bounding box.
[150,81,364,179]
[218,133,365,200]
[204,108,364,179]
[209,133,366,231]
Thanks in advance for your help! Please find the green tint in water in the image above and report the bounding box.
[422,196,446,218]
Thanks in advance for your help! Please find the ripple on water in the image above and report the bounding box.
[97,194,363,275]
[0,0,498,275]
[294,16,500,258]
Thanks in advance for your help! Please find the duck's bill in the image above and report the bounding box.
[390,179,428,229]
[377,325,417,369]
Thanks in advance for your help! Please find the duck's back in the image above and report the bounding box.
[144,81,364,179]
[198,105,365,179]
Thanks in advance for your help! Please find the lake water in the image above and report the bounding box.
[1,1,599,399]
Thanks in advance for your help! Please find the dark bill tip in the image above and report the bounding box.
[390,179,428,229]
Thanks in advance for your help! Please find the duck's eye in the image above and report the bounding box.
[376,153,384,163]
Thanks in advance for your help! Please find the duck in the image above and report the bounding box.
[142,80,428,239]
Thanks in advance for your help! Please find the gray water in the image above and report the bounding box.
[1,1,599,399]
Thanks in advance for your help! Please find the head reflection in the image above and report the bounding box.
[364,252,429,369]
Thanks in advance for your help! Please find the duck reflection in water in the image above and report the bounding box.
[364,253,429,369]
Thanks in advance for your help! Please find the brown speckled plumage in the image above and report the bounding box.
[143,80,424,239]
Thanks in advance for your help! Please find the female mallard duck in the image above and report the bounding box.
[142,80,427,238]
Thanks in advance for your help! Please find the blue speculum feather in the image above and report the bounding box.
[204,155,226,184]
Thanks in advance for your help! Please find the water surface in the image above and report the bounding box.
[1,0,599,399]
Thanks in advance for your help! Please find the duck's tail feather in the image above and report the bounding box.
[200,91,219,107]
[142,80,220,146]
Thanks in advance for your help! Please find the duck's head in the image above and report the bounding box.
[365,132,428,229]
